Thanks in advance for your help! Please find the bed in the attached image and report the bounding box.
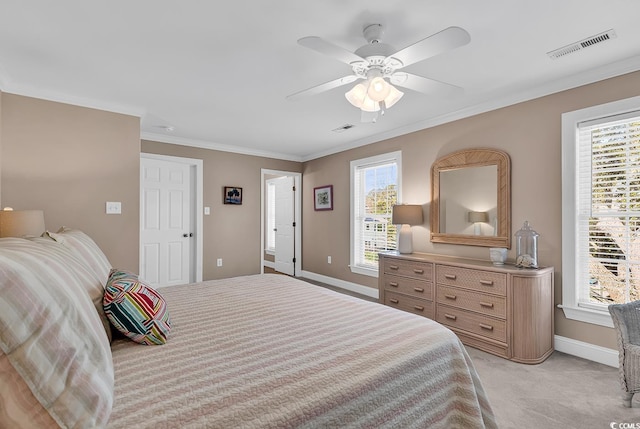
[0,229,496,429]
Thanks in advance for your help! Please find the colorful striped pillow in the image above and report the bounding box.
[104,269,172,345]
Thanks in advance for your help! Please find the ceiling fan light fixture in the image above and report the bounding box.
[367,76,391,102]
[345,82,367,108]
[383,85,404,109]
[360,96,380,112]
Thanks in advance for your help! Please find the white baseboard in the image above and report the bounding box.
[263,260,275,270]
[554,335,618,367]
[300,270,379,299]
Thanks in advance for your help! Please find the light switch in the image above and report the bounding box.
[204,206,211,215]
[106,202,122,214]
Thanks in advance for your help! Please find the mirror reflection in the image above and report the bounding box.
[439,165,497,235]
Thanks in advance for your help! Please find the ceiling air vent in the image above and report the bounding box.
[547,29,617,60]
[332,124,356,133]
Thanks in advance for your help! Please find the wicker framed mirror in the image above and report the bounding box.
[430,148,511,248]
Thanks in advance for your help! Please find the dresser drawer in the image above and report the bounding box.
[436,306,506,342]
[384,276,433,300]
[384,291,433,319]
[436,265,507,296]
[437,285,506,319]
[384,258,432,281]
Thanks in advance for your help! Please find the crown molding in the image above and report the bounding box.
[140,132,303,162]
[0,82,145,118]
[301,55,640,162]
[3,55,639,163]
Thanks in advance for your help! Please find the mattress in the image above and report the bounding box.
[107,274,496,429]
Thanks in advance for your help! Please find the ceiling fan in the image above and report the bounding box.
[287,24,471,122]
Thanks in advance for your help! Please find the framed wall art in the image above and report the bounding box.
[224,186,243,205]
[314,185,333,211]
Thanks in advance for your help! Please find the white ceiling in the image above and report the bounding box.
[1,1,640,161]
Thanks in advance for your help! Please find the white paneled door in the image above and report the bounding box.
[274,176,296,276]
[140,157,193,288]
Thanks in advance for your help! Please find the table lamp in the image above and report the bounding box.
[392,204,423,254]
[0,208,46,238]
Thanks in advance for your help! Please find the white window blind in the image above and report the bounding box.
[576,112,640,308]
[350,151,401,276]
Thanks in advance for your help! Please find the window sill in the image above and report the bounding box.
[265,249,275,256]
[349,265,379,278]
[558,304,613,328]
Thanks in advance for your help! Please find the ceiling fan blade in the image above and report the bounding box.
[388,26,470,68]
[390,72,463,97]
[287,75,359,101]
[298,36,365,65]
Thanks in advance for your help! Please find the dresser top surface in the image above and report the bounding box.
[380,251,553,276]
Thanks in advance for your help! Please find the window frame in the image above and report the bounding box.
[349,151,402,277]
[561,95,640,327]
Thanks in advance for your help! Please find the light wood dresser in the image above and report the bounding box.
[378,251,554,364]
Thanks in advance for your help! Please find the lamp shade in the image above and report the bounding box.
[392,204,423,226]
[383,84,404,108]
[0,209,46,238]
[468,211,489,223]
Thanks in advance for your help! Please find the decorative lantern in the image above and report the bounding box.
[514,221,539,268]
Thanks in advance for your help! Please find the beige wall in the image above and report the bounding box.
[2,71,639,352]
[141,141,301,280]
[0,94,141,272]
[302,70,640,350]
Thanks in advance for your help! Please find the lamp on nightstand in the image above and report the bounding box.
[0,208,46,238]
[392,204,423,254]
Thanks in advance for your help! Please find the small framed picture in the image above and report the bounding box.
[224,186,243,205]
[314,185,333,211]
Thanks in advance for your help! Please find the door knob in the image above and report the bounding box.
[183,233,193,237]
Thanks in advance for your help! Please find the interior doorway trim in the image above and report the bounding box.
[141,152,203,283]
[260,169,302,276]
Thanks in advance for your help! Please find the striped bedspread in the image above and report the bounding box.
[108,274,496,429]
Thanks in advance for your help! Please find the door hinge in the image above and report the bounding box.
[292,221,296,227]
[292,185,296,191]
[293,257,296,263]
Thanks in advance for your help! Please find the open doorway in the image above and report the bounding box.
[261,169,302,276]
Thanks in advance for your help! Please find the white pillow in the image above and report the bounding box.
[0,237,114,428]
[46,227,112,284]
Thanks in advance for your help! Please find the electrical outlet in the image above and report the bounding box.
[327,256,332,264]
[106,202,121,214]
[217,258,222,267]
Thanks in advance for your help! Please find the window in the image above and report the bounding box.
[266,180,276,252]
[561,96,640,327]
[350,151,401,277]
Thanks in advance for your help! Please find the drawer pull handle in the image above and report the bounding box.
[413,269,424,274]
[389,282,399,287]
[445,274,457,280]
[444,313,457,321]
[414,287,424,293]
[445,294,457,300]
[389,265,399,270]
[479,280,494,286]
[389,298,399,304]
[414,305,425,312]
[479,323,494,331]
[479,302,494,308]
